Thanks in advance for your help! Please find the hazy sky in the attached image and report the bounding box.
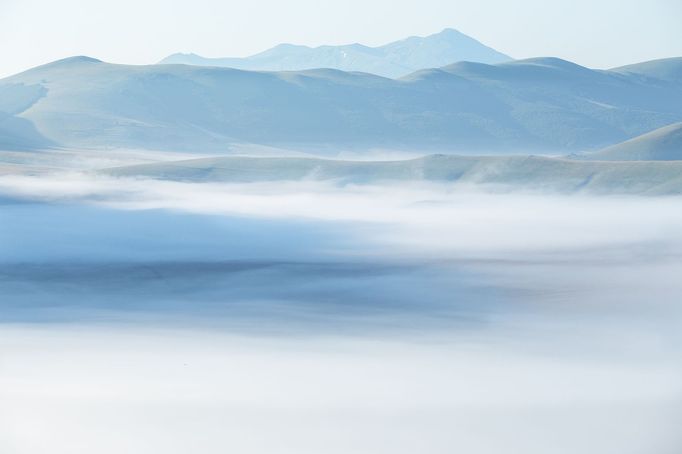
[1,0,681,78]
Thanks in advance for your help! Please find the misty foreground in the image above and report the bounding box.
[1,154,681,454]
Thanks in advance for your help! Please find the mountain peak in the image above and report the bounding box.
[505,57,590,71]
[435,28,465,37]
[385,28,468,46]
[157,28,512,78]
[49,56,102,66]
[8,55,104,78]
[160,53,211,65]
[269,43,310,51]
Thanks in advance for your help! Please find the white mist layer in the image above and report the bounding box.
[1,328,680,454]
[1,172,682,453]
[2,173,682,258]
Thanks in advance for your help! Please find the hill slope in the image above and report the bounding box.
[160,28,512,78]
[2,55,682,153]
[611,57,682,82]
[578,122,682,161]
[102,154,682,195]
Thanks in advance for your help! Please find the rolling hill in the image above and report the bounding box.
[101,154,682,195]
[611,57,682,83]
[578,122,682,161]
[2,55,682,153]
[160,28,512,78]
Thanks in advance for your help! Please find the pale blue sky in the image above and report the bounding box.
[1,0,681,78]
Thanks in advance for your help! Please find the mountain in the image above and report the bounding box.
[101,154,682,195]
[159,28,512,78]
[578,122,682,161]
[2,55,682,153]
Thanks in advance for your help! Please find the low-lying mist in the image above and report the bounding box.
[1,172,681,454]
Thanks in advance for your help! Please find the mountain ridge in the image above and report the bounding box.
[2,55,682,153]
[159,28,512,78]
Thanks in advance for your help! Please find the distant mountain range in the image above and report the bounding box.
[1,55,682,153]
[160,28,512,78]
[102,154,682,195]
